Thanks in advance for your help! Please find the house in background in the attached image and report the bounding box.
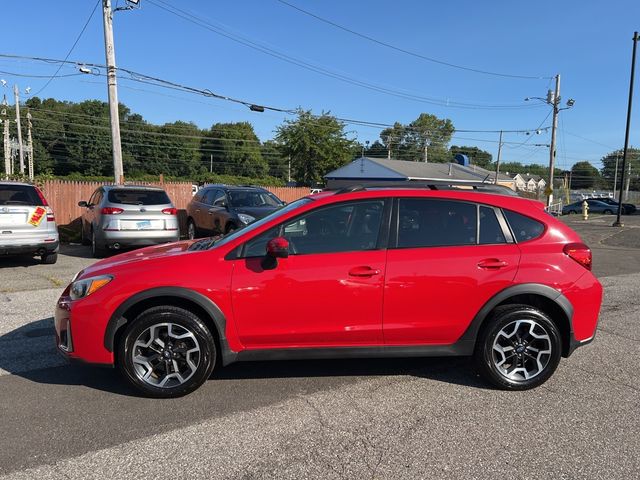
[511,173,546,193]
[324,156,516,190]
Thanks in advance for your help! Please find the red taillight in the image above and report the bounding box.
[101,207,124,215]
[45,206,55,222]
[162,208,178,215]
[564,243,592,271]
[34,187,49,206]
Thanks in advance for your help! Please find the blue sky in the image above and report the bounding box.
[1,0,639,172]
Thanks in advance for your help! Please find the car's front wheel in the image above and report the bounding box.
[474,305,562,390]
[187,219,197,240]
[117,306,217,398]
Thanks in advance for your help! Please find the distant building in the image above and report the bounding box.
[324,157,516,190]
[511,173,546,193]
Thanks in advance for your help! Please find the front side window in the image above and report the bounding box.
[397,198,477,248]
[212,190,227,207]
[202,189,217,206]
[229,190,282,208]
[241,200,385,257]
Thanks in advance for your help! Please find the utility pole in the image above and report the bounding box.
[26,112,34,180]
[13,85,25,175]
[494,130,503,184]
[2,110,10,178]
[209,154,213,173]
[614,31,638,227]
[287,155,291,182]
[102,0,124,184]
[624,162,631,201]
[423,140,429,163]
[613,154,620,198]
[547,74,561,207]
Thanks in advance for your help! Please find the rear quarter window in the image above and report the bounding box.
[503,210,545,242]
[0,185,40,205]
[107,189,171,206]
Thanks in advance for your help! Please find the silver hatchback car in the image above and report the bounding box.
[79,185,180,257]
[0,182,59,264]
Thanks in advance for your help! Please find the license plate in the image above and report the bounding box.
[0,213,27,226]
[136,220,153,229]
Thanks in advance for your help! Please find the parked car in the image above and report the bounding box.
[0,182,59,264]
[79,185,179,258]
[185,184,284,239]
[562,198,620,215]
[55,186,602,398]
[598,197,636,214]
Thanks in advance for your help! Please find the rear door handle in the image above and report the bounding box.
[477,259,509,269]
[348,266,381,277]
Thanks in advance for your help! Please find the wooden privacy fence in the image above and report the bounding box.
[40,180,311,230]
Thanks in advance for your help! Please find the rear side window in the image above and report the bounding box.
[397,199,477,248]
[503,210,545,242]
[479,206,506,245]
[107,189,171,206]
[0,185,40,206]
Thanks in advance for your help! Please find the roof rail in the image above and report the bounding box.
[330,181,518,197]
[335,185,367,194]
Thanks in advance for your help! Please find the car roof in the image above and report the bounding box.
[102,185,166,191]
[203,184,267,191]
[0,181,35,187]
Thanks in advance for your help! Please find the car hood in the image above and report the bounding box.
[234,206,280,219]
[77,239,200,279]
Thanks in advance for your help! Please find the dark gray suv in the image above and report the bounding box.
[186,185,284,239]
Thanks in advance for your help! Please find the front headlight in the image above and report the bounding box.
[237,213,256,225]
[70,275,113,300]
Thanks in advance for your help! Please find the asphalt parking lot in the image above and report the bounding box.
[1,215,639,479]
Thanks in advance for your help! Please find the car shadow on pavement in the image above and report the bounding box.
[0,255,41,268]
[2,317,490,396]
[57,244,98,259]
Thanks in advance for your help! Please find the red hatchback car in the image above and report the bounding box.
[55,186,602,397]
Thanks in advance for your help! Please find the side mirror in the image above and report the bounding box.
[78,201,88,208]
[266,237,289,258]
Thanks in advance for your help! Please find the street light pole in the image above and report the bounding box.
[613,31,638,228]
[494,130,503,185]
[547,74,561,207]
[102,0,124,184]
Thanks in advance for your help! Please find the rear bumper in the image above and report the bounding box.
[99,230,180,248]
[0,240,59,256]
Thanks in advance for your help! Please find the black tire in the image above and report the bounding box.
[91,228,105,258]
[603,209,613,215]
[474,305,562,390]
[568,210,577,215]
[41,252,58,264]
[225,223,236,234]
[187,219,197,240]
[117,306,217,398]
[81,222,91,246]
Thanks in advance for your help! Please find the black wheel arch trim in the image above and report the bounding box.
[104,287,237,364]
[456,282,575,355]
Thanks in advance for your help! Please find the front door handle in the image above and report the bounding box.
[477,259,509,269]
[348,266,381,277]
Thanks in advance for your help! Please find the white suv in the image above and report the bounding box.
[0,182,59,264]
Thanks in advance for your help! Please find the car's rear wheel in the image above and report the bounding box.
[475,305,561,390]
[187,219,197,240]
[81,222,91,246]
[117,306,216,398]
[91,228,105,258]
[568,210,577,215]
[41,252,58,264]
[603,209,613,215]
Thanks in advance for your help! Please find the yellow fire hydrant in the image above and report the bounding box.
[582,200,589,220]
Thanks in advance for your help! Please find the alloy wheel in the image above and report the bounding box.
[491,319,552,381]
[131,322,201,388]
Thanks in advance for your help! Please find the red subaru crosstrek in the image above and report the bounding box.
[55,186,602,397]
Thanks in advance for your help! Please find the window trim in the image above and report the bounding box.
[237,198,392,259]
[391,197,515,249]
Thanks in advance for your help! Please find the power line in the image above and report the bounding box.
[276,0,552,81]
[30,0,100,97]
[145,0,545,110]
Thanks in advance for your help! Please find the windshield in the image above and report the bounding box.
[188,197,313,251]
[228,190,282,208]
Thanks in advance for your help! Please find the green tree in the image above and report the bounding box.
[261,140,288,180]
[449,145,492,168]
[600,148,640,191]
[571,161,601,189]
[275,110,356,186]
[203,122,267,177]
[381,113,454,162]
